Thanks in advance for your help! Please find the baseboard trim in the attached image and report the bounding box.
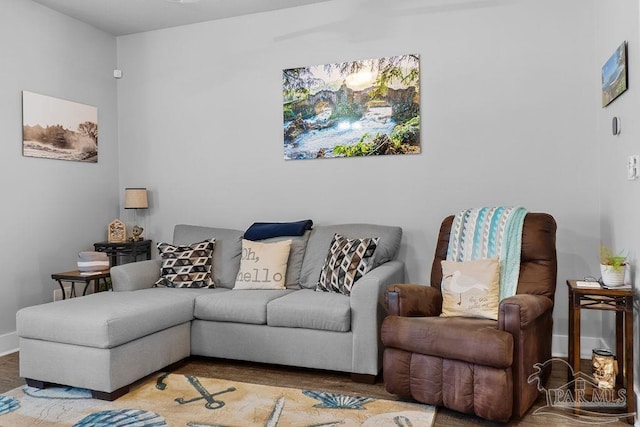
[0,331,18,357]
[551,334,608,359]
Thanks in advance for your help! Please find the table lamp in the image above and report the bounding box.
[124,187,148,241]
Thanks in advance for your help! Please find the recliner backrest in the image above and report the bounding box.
[430,213,557,300]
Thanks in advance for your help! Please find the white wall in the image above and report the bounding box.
[594,0,640,413]
[116,0,601,352]
[0,0,118,352]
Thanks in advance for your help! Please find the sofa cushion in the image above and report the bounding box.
[234,239,291,290]
[194,289,294,324]
[173,225,243,289]
[258,231,310,289]
[16,288,214,349]
[155,239,216,288]
[267,289,351,332]
[316,234,379,296]
[299,224,402,289]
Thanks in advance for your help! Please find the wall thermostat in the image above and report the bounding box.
[627,155,638,180]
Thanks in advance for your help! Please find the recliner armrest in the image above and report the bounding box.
[498,293,555,418]
[498,294,553,330]
[385,284,442,317]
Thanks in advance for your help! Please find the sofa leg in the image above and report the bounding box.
[164,356,190,372]
[25,378,48,389]
[26,377,129,401]
[351,373,377,384]
[91,385,129,401]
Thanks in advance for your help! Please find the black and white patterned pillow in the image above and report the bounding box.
[316,234,379,296]
[155,239,216,288]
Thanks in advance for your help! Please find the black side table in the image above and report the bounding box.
[93,240,152,266]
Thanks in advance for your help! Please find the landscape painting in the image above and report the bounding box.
[602,41,627,107]
[283,54,420,160]
[22,91,98,162]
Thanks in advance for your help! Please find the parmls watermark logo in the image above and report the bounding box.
[527,358,635,424]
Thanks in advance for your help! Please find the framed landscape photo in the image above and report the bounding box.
[283,53,420,160]
[601,41,628,107]
[22,91,98,162]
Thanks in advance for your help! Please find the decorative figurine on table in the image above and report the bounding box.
[129,225,144,242]
[108,219,126,243]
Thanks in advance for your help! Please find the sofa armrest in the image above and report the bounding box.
[385,284,442,317]
[349,260,405,376]
[110,259,161,292]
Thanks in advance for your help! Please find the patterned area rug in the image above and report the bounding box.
[0,373,435,426]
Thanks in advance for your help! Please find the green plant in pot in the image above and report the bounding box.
[599,245,627,286]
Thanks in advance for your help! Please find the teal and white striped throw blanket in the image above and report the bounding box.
[447,206,527,300]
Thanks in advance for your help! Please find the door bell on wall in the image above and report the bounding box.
[113,69,123,79]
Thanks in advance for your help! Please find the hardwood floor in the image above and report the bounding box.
[0,352,22,393]
[0,352,632,426]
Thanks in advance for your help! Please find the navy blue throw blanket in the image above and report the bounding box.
[244,219,313,241]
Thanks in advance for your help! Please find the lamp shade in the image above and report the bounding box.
[124,188,148,209]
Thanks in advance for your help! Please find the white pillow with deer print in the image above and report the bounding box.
[440,257,500,320]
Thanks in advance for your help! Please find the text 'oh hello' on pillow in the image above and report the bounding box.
[234,239,292,290]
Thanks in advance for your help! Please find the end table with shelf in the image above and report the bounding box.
[93,239,152,266]
[566,279,635,423]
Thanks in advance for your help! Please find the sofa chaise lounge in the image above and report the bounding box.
[17,222,403,399]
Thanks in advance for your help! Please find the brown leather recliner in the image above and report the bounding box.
[381,213,557,422]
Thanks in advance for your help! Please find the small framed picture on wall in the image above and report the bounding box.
[601,41,628,107]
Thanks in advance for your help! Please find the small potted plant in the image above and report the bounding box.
[600,245,627,287]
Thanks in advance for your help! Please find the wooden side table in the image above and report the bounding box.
[566,279,635,423]
[51,270,111,300]
[93,239,152,266]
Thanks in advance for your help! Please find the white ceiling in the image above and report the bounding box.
[31,0,334,36]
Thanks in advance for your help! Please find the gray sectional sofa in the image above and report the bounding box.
[17,223,403,399]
